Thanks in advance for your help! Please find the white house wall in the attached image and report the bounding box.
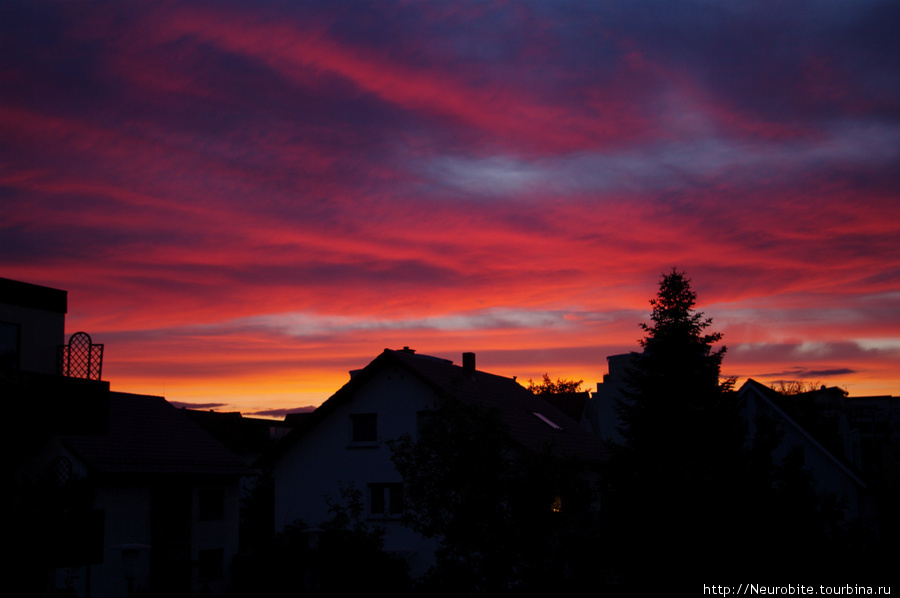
[49,478,241,597]
[58,484,154,598]
[0,301,65,375]
[274,363,440,574]
[192,483,241,596]
[743,391,865,522]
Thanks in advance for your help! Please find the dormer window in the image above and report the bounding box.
[350,413,377,445]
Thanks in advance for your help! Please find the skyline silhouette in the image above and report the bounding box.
[3,273,896,594]
[2,1,898,415]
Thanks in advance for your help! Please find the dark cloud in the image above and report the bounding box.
[762,367,857,379]
[169,402,229,410]
[246,406,316,418]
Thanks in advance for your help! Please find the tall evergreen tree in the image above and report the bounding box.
[618,268,737,457]
[606,269,744,580]
[601,270,871,585]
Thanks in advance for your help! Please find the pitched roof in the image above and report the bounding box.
[538,391,591,423]
[182,409,290,461]
[63,391,253,477]
[264,348,608,465]
[736,379,866,487]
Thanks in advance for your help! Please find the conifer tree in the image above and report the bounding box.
[618,268,737,458]
[603,270,864,585]
[608,269,744,578]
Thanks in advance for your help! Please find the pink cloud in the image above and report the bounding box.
[102,5,649,155]
[3,2,898,411]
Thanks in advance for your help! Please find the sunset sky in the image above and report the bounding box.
[2,1,899,417]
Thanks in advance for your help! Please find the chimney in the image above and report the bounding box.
[462,352,476,372]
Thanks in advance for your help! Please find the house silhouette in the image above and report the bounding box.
[1,277,250,598]
[261,347,607,577]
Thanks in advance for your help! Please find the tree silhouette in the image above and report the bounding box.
[600,269,871,585]
[617,268,737,454]
[525,373,583,395]
[770,379,822,395]
[228,483,410,597]
[388,396,599,596]
[604,268,745,582]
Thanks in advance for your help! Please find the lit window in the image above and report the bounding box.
[368,483,403,517]
[551,496,562,513]
[350,413,378,443]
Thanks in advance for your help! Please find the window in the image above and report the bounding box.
[0,322,19,370]
[198,488,225,521]
[551,495,562,513]
[368,483,403,517]
[50,456,73,488]
[350,413,377,444]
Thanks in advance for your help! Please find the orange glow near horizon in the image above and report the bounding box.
[2,2,898,415]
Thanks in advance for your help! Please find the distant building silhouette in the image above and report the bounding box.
[537,390,598,434]
[738,380,899,545]
[737,380,876,532]
[1,277,67,374]
[590,349,894,544]
[590,353,634,445]
[182,409,296,467]
[1,277,250,598]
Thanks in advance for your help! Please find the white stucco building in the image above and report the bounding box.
[265,347,608,577]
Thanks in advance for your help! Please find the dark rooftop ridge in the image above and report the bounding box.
[0,277,67,313]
